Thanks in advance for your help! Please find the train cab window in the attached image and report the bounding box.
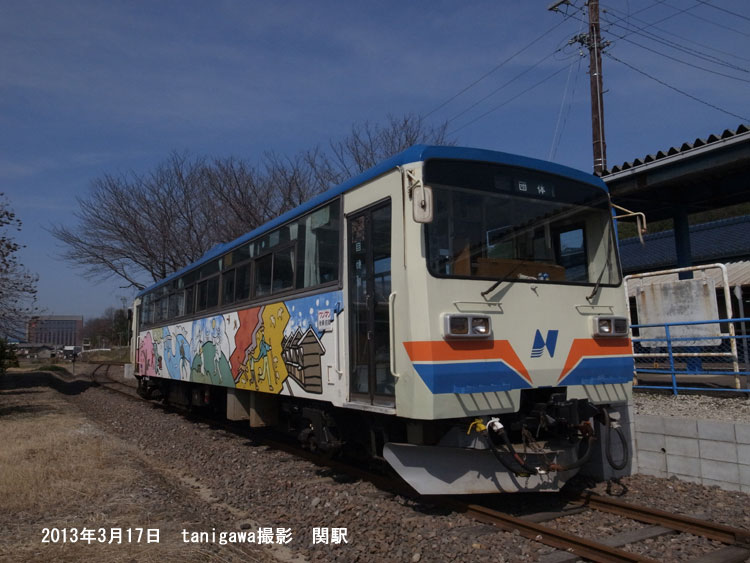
[556,227,587,282]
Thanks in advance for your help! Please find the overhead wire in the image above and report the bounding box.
[446,49,560,125]
[600,6,750,72]
[448,63,575,136]
[660,0,750,39]
[573,6,750,84]
[694,0,750,23]
[422,7,582,120]
[602,2,750,65]
[563,9,750,83]
[606,31,750,82]
[604,51,750,122]
[549,54,584,162]
[548,11,587,161]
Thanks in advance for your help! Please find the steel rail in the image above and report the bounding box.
[568,492,750,545]
[88,364,750,558]
[445,499,659,563]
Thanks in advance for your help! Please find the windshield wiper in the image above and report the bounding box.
[586,233,614,303]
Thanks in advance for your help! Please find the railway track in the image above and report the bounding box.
[448,494,750,563]
[87,363,750,563]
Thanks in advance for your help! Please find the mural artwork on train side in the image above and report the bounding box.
[137,291,343,396]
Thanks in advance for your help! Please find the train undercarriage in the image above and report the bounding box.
[136,375,630,494]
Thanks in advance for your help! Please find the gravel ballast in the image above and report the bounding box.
[634,390,750,423]
[18,366,750,562]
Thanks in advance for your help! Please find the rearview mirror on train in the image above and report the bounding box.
[412,185,433,223]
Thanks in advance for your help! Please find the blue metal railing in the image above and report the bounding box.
[631,317,750,395]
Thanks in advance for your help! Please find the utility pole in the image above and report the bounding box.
[549,0,608,175]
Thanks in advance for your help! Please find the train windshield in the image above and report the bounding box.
[424,159,621,286]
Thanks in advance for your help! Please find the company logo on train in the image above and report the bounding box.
[132,145,633,495]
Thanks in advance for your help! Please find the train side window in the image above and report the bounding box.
[222,269,236,305]
[184,285,195,315]
[205,276,219,309]
[273,245,295,292]
[196,280,208,311]
[236,262,252,301]
[168,291,184,318]
[141,293,154,328]
[298,202,340,288]
[255,254,273,297]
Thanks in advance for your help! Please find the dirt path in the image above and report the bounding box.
[0,372,281,563]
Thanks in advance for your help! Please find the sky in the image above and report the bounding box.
[2,0,749,321]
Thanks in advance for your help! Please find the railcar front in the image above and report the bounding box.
[383,150,633,494]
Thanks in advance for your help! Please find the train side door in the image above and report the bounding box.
[347,201,395,406]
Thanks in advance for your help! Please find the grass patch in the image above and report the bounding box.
[81,347,130,363]
[0,377,268,562]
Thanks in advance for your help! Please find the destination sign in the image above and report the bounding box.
[514,179,556,199]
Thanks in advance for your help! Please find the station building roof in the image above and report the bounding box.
[619,215,750,273]
[603,124,750,223]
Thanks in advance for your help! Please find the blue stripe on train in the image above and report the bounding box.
[412,361,533,394]
[560,357,635,386]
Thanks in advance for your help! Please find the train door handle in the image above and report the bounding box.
[389,292,398,378]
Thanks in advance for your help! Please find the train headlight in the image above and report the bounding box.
[449,316,469,335]
[444,314,492,339]
[472,317,490,335]
[593,316,628,337]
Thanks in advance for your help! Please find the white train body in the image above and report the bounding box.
[133,146,633,494]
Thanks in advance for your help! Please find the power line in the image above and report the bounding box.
[695,0,750,23]
[422,15,577,120]
[604,51,750,122]
[564,9,750,83]
[660,0,750,39]
[448,63,574,135]
[610,32,750,82]
[602,3,750,65]
[446,49,560,125]
[549,14,587,161]
[600,8,750,72]
[549,54,584,161]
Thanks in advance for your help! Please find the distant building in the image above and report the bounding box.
[26,316,83,348]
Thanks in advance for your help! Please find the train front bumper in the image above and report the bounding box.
[383,442,579,495]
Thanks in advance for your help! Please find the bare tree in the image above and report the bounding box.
[52,113,453,289]
[52,153,225,289]
[0,194,38,338]
[328,113,453,179]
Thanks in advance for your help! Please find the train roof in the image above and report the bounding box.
[137,145,607,297]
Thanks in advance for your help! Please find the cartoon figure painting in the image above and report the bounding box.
[138,290,343,396]
[138,332,157,377]
[162,326,191,380]
[191,315,234,386]
[235,303,290,394]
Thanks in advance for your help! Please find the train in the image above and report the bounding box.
[131,145,634,494]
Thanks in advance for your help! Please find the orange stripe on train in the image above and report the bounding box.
[557,337,632,382]
[403,340,532,384]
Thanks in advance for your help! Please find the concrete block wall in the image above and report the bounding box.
[635,414,750,493]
